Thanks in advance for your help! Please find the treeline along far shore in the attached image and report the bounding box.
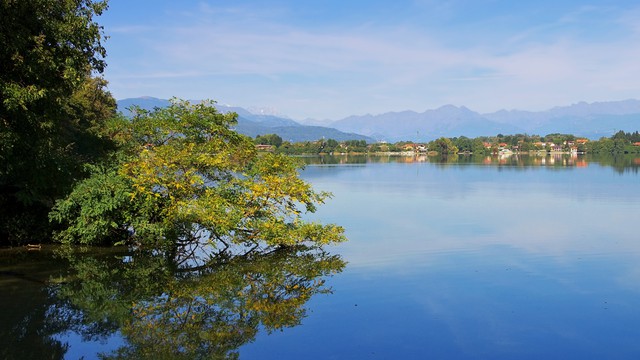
[255,131,640,155]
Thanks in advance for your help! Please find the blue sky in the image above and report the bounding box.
[100,0,640,120]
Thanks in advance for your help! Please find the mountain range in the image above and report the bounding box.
[117,97,640,143]
[330,100,640,142]
[116,97,372,143]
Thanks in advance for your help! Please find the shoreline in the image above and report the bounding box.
[290,150,586,156]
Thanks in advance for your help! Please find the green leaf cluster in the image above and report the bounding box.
[254,133,283,147]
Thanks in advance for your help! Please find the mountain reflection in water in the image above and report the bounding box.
[0,245,344,359]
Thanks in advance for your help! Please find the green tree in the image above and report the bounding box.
[612,130,628,141]
[470,138,486,155]
[429,137,459,154]
[596,138,614,153]
[613,138,628,154]
[453,136,473,152]
[343,139,367,153]
[323,138,339,153]
[50,100,346,255]
[0,0,112,245]
[255,133,283,147]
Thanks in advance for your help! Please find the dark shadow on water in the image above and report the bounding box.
[0,246,72,360]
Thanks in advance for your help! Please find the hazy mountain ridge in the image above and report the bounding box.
[331,105,523,142]
[117,96,172,116]
[485,99,640,123]
[481,99,640,139]
[331,100,640,141]
[116,97,372,142]
[117,97,640,142]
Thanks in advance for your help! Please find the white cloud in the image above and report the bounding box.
[104,3,640,119]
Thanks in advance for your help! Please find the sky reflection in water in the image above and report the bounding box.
[241,157,640,359]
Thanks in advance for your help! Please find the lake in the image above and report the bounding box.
[2,154,640,359]
[242,154,640,359]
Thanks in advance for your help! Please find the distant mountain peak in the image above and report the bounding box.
[246,106,288,117]
[332,99,640,142]
[436,104,461,110]
[547,99,640,116]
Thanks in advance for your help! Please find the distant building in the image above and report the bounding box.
[255,144,275,151]
[402,143,427,152]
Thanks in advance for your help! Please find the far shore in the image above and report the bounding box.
[309,150,586,156]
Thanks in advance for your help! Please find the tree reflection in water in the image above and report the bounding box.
[47,245,345,359]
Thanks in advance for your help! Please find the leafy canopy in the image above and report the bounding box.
[0,0,113,244]
[50,99,346,254]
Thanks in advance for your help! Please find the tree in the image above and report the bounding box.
[343,139,367,153]
[0,0,112,244]
[471,138,487,155]
[50,100,346,256]
[323,138,339,153]
[453,136,473,153]
[612,130,628,141]
[429,137,459,154]
[255,133,283,147]
[612,138,628,154]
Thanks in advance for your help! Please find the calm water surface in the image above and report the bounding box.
[2,155,640,359]
[241,155,640,359]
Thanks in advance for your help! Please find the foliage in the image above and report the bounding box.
[48,166,135,246]
[587,132,640,154]
[612,130,640,143]
[319,138,340,153]
[277,140,325,154]
[254,133,283,147]
[451,136,473,153]
[277,130,640,157]
[0,0,108,107]
[276,138,373,155]
[429,137,459,154]
[50,100,346,255]
[0,0,113,245]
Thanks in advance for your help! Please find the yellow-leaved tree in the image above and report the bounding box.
[50,99,345,258]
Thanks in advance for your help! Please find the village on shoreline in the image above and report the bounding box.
[255,131,640,156]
